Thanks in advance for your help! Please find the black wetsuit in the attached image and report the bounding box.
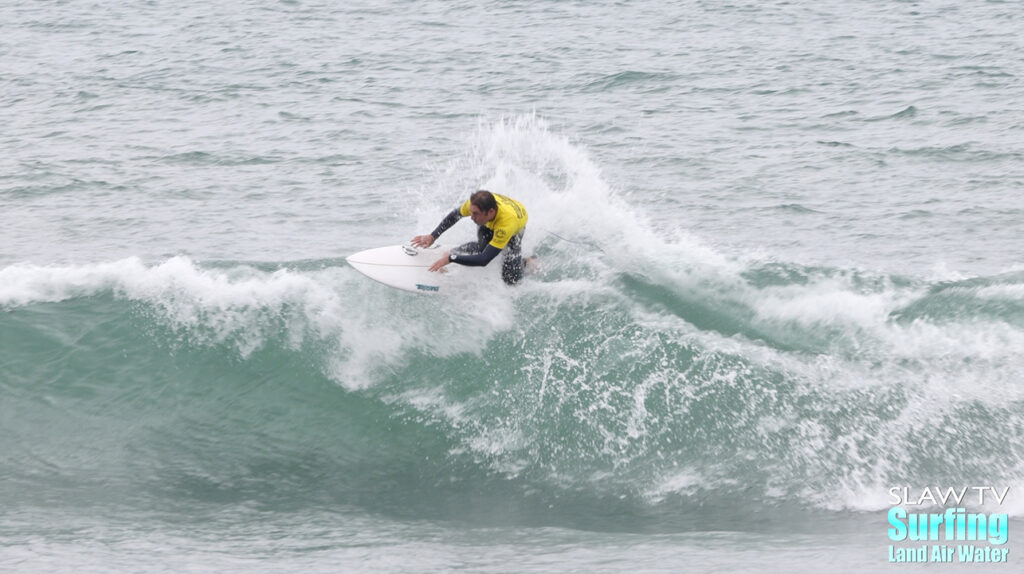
[450,224,525,285]
[429,198,527,285]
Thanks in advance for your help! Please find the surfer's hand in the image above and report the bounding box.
[429,252,450,273]
[411,235,435,248]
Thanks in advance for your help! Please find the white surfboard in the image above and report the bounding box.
[346,244,455,293]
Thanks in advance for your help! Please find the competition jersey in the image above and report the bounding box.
[459,193,528,249]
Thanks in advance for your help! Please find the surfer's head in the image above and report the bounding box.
[469,190,498,224]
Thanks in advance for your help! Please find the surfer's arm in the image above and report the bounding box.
[430,209,463,239]
[448,245,501,267]
[428,246,501,272]
[412,209,463,248]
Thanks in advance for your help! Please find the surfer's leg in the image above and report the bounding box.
[452,226,493,256]
[501,231,525,285]
[477,226,494,251]
[452,241,479,256]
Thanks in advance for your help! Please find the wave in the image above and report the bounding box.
[4,117,1024,529]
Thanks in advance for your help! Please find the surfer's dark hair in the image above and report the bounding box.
[470,190,498,213]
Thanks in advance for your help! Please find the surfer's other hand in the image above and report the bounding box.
[411,235,435,248]
[429,252,451,272]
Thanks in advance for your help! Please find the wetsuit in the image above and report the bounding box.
[429,193,528,285]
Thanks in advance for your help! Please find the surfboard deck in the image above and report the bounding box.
[346,244,454,293]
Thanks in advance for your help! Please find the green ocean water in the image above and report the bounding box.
[2,252,1023,571]
[2,0,1024,571]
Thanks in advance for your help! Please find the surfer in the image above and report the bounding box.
[411,190,528,285]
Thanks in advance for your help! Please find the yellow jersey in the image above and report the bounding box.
[459,193,528,249]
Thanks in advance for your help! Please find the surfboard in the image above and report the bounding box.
[346,244,454,293]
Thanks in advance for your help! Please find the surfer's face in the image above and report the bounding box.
[469,205,496,225]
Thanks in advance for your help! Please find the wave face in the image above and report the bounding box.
[4,119,1023,536]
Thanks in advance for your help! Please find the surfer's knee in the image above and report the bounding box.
[502,258,524,285]
[453,241,482,256]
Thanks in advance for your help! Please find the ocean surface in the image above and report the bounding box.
[2,0,1023,572]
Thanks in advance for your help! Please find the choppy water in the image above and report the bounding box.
[2,1,1023,572]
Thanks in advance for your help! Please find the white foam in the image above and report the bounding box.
[752,278,914,330]
[646,468,705,503]
[976,283,1024,300]
[0,256,517,391]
